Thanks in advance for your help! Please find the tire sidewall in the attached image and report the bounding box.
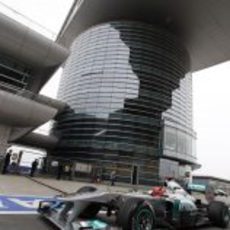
[117,198,155,230]
[131,202,155,230]
[208,201,230,228]
[221,206,230,227]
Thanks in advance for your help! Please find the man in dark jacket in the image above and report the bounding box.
[2,151,12,174]
[57,162,63,180]
[30,159,38,177]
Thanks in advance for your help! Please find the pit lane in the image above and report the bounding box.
[0,176,228,230]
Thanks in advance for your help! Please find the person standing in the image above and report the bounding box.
[2,150,12,174]
[57,162,63,180]
[65,164,72,181]
[110,171,116,186]
[16,151,23,174]
[30,159,38,177]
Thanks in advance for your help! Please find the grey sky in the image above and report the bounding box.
[193,62,230,179]
[1,0,229,180]
[0,0,73,39]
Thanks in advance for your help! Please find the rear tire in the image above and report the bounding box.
[208,201,230,228]
[117,198,155,230]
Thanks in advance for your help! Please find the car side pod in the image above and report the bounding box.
[117,197,155,230]
[208,201,230,228]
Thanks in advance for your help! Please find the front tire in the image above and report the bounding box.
[117,198,155,230]
[208,201,230,228]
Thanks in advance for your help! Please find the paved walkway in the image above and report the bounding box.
[0,215,56,230]
[1,175,230,205]
[0,175,59,196]
[27,176,230,207]
[27,176,136,194]
[0,174,138,196]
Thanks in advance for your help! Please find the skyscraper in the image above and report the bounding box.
[52,0,199,184]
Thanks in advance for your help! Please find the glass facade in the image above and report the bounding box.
[159,158,179,179]
[53,21,191,184]
[163,74,197,164]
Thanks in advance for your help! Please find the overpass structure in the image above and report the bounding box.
[1,0,230,184]
[0,12,68,161]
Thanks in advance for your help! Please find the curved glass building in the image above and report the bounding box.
[161,75,197,179]
[53,21,196,184]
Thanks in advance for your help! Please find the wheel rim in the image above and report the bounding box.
[134,208,154,230]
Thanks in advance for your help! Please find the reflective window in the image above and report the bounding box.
[159,158,179,179]
[163,125,196,161]
[54,21,194,182]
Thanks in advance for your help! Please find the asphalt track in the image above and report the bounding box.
[0,176,228,230]
[0,214,57,230]
[0,214,229,230]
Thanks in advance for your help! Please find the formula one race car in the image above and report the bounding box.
[38,180,230,230]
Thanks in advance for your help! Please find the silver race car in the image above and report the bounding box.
[38,181,230,230]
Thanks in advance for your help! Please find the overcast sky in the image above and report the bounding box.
[1,0,230,180]
[193,62,230,179]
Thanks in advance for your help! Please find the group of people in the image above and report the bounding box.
[2,152,192,193]
[56,163,73,180]
[2,151,191,188]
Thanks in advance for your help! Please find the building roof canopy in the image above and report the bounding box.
[0,12,69,92]
[57,0,230,72]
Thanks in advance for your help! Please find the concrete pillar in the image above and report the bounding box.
[0,124,11,155]
[0,124,11,171]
